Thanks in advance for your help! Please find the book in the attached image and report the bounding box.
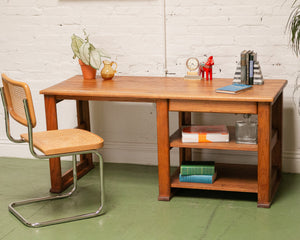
[216,84,252,94]
[246,50,251,85]
[180,161,215,175]
[182,125,229,143]
[249,53,254,85]
[240,50,247,84]
[179,172,217,184]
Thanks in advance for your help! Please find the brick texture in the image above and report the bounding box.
[0,0,299,171]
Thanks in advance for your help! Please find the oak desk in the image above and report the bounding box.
[40,75,287,207]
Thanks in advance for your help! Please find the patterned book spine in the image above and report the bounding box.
[246,50,252,85]
[249,52,254,85]
[180,165,215,176]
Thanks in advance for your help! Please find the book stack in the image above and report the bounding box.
[179,161,217,184]
[233,50,264,85]
[182,125,229,143]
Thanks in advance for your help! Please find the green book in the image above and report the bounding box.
[180,161,215,176]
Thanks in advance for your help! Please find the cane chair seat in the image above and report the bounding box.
[21,129,104,155]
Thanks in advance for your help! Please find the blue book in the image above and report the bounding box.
[179,172,217,184]
[216,84,252,94]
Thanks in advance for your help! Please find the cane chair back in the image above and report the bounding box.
[1,73,36,127]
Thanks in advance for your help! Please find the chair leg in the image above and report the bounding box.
[8,152,104,227]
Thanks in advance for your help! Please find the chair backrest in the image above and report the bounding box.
[1,73,36,127]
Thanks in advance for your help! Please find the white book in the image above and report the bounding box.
[182,125,229,143]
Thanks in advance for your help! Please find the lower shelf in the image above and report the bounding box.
[171,163,258,193]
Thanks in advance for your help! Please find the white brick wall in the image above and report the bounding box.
[0,0,299,172]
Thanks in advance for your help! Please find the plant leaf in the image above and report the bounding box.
[71,34,84,59]
[90,49,101,69]
[79,43,90,65]
[286,2,300,56]
[96,48,110,58]
[89,42,96,51]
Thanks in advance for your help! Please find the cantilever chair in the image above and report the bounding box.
[0,73,105,227]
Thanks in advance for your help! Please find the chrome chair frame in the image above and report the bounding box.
[0,88,104,227]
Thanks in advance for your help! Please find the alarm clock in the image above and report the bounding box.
[186,57,199,71]
[184,57,202,80]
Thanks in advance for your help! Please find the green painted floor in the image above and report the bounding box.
[0,157,300,240]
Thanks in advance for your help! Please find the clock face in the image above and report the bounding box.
[186,57,199,71]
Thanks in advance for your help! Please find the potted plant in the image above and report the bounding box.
[287,1,300,55]
[287,1,300,112]
[71,30,109,80]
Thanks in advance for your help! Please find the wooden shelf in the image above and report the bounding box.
[171,163,258,193]
[169,125,279,199]
[170,127,258,152]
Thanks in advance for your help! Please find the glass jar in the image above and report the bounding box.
[235,114,257,144]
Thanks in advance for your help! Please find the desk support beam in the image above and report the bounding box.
[156,99,171,200]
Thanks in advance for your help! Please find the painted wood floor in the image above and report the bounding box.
[0,157,299,240]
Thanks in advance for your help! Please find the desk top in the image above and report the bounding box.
[40,75,287,103]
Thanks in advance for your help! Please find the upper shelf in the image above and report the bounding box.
[170,127,258,151]
[170,126,278,152]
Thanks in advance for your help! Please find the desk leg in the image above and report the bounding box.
[58,100,94,191]
[44,95,62,193]
[257,102,272,208]
[272,93,283,176]
[76,100,93,166]
[51,100,94,192]
[156,99,171,201]
[270,93,283,202]
[73,100,94,180]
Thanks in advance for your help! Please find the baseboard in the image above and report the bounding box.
[0,139,300,173]
[282,151,300,173]
[0,140,33,159]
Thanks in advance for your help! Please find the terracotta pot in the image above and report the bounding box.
[79,59,97,80]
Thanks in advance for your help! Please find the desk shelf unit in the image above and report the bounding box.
[169,126,279,195]
[40,76,286,207]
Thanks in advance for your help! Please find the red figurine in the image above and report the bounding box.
[199,56,214,80]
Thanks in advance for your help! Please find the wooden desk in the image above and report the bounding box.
[40,75,287,207]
